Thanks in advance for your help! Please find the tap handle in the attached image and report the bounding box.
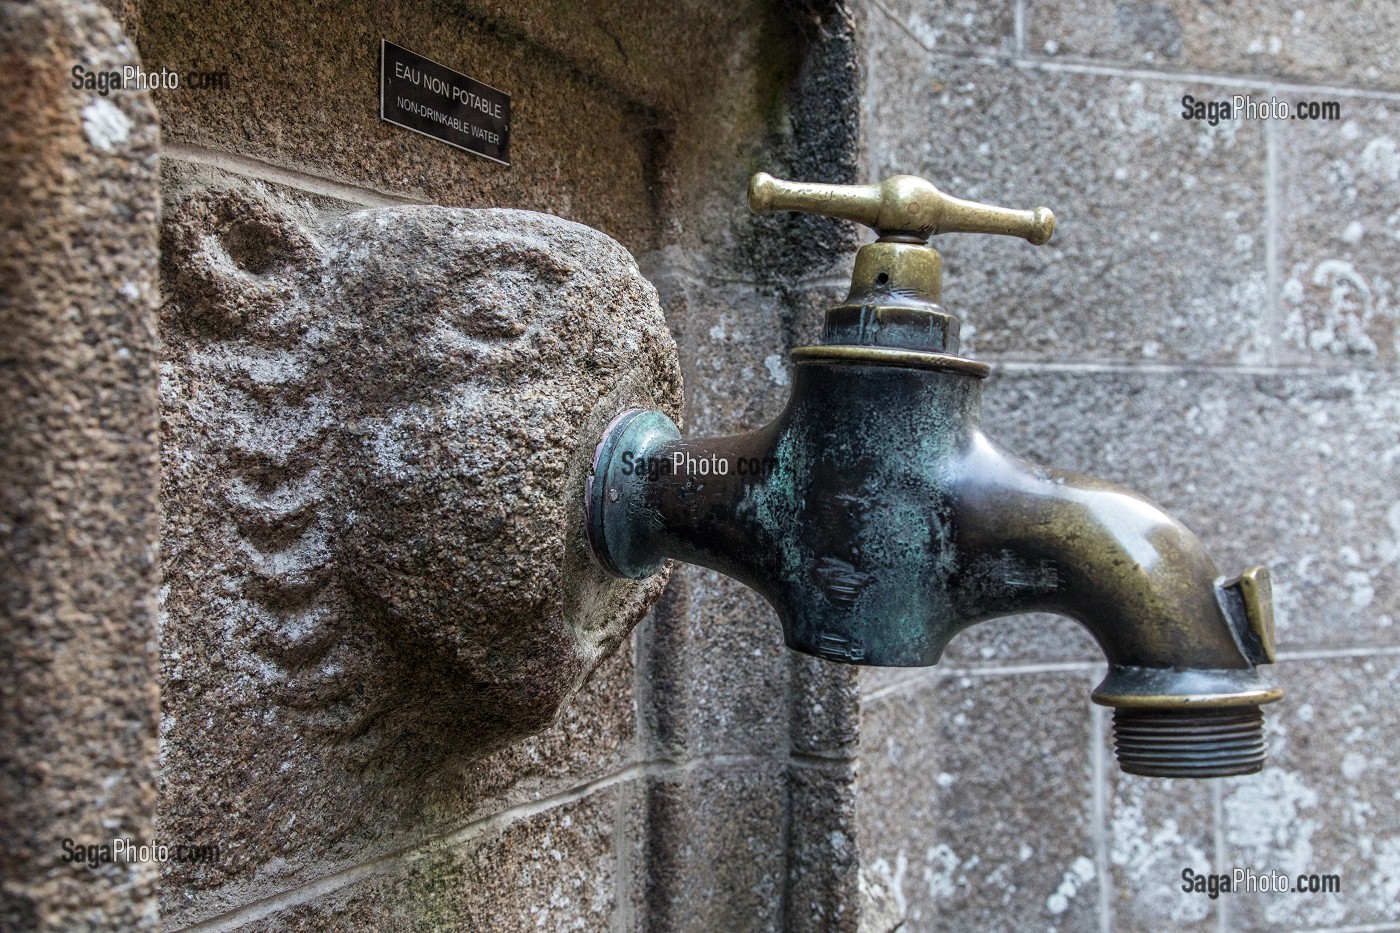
[747,172,1055,246]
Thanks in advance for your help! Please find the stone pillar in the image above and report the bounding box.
[0,1,161,929]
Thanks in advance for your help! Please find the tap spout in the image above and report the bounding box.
[953,435,1280,776]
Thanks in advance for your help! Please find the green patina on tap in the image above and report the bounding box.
[585,172,1281,778]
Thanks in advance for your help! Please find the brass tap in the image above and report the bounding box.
[586,173,1281,778]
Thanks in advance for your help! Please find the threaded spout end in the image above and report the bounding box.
[1112,705,1266,778]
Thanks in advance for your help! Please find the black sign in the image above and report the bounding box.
[380,39,510,165]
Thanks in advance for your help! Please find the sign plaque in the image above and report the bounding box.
[379,39,510,165]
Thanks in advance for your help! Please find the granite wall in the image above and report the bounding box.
[855,1,1400,930]
[93,0,870,929]
[0,2,161,929]
[13,0,1395,929]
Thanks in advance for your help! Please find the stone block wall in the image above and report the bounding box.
[88,0,869,929]
[11,0,1396,928]
[856,1,1400,930]
[0,2,161,929]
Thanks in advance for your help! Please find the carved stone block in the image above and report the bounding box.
[158,184,681,906]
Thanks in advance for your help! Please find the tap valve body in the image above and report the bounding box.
[586,173,1281,778]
